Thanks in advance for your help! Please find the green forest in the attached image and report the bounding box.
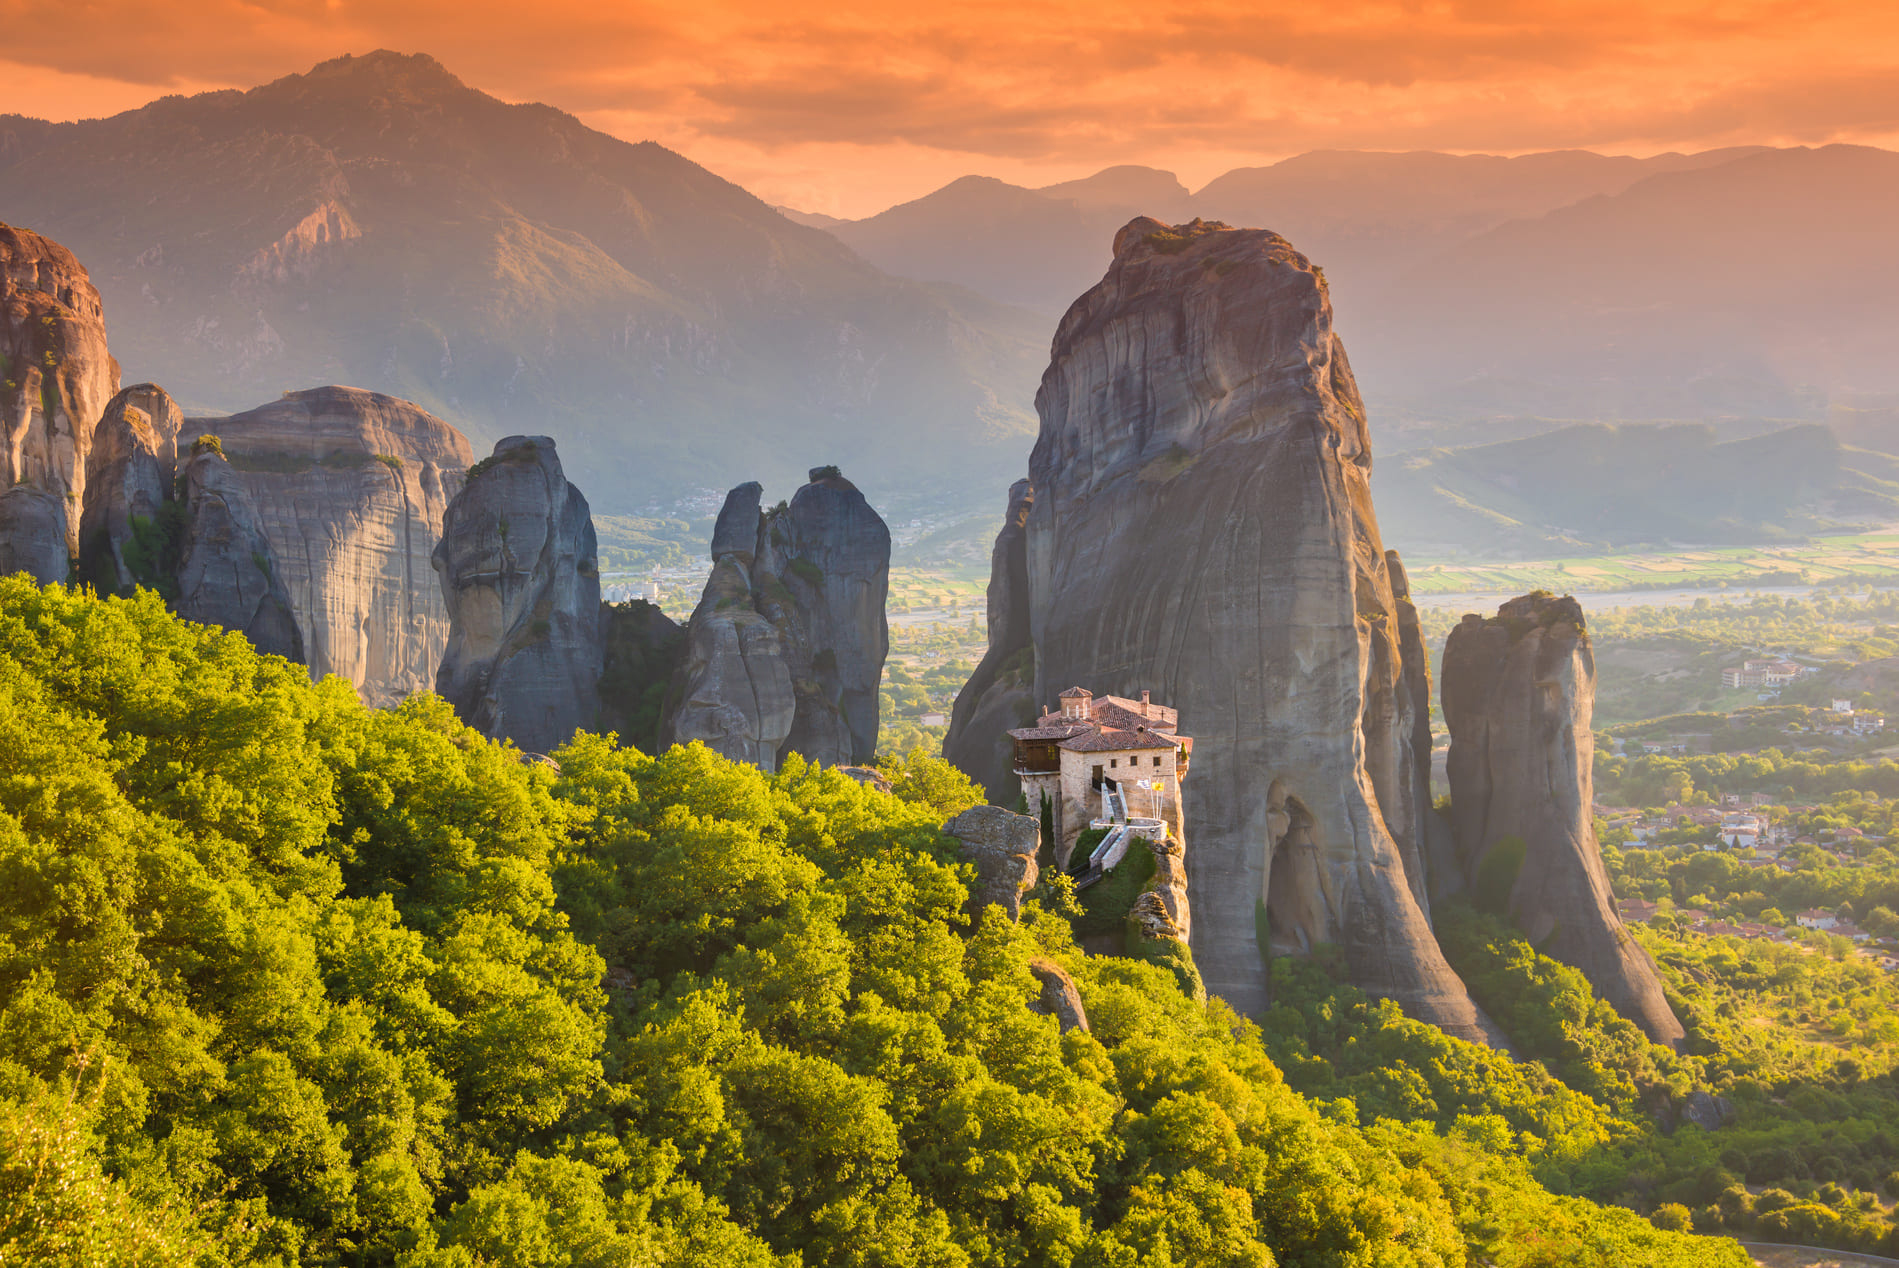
[0,577,1756,1266]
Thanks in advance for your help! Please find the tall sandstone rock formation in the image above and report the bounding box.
[203,387,472,705]
[757,468,891,766]
[1,221,121,574]
[668,470,890,770]
[668,482,798,768]
[171,444,306,661]
[943,479,1037,804]
[954,217,1500,1042]
[78,386,303,662]
[79,385,183,591]
[1441,592,1686,1048]
[433,436,601,754]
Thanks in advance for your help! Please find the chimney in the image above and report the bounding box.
[1141,690,1151,718]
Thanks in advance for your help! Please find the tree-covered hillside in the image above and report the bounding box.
[0,577,1743,1266]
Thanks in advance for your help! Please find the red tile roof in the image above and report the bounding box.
[1090,701,1178,734]
[1008,725,1091,741]
[1060,728,1181,753]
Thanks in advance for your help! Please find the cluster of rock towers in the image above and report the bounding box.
[5,209,1679,1050]
[945,217,1682,1049]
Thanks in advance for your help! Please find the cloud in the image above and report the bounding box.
[0,0,1893,214]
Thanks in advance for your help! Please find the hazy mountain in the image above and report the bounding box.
[0,51,1045,509]
[819,144,1893,443]
[1192,148,1766,303]
[818,150,1765,320]
[775,206,847,229]
[1373,421,1898,555]
[1356,145,1899,422]
[832,177,1119,314]
[1037,165,1192,214]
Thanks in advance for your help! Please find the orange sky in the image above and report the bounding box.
[2,0,1896,217]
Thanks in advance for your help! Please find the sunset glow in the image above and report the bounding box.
[2,1,1897,215]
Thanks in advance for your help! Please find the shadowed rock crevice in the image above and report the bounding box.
[943,478,1037,804]
[596,600,686,755]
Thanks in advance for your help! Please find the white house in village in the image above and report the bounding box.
[1009,687,1192,868]
[1722,659,1804,689]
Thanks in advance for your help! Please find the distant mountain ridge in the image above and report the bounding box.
[814,148,1765,318]
[807,145,1899,432]
[0,51,1046,510]
[1372,420,1899,555]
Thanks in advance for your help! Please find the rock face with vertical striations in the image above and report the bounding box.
[944,478,1038,804]
[754,468,891,767]
[172,443,305,661]
[433,435,602,754]
[668,470,890,770]
[1441,592,1686,1048]
[1388,550,1462,903]
[667,482,798,767]
[979,216,1499,1042]
[199,386,472,705]
[1,220,120,570]
[76,395,304,661]
[0,486,68,582]
[78,384,183,592]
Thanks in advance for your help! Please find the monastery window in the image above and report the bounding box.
[1110,759,1118,768]
[1153,755,1162,766]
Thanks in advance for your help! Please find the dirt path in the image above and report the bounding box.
[1743,1241,1899,1268]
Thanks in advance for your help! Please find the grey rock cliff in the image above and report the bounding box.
[202,386,472,705]
[1389,550,1461,905]
[1135,833,1193,944]
[74,395,304,661]
[710,482,765,563]
[0,485,67,582]
[78,384,183,592]
[1027,958,1089,1034]
[1441,592,1686,1048]
[1,220,120,567]
[668,471,891,770]
[756,468,891,767]
[1008,217,1500,1041]
[666,484,798,767]
[434,436,602,754]
[944,804,1041,922]
[944,478,1037,803]
[173,445,305,661]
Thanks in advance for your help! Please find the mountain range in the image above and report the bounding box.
[5,50,1896,542]
[815,145,1899,430]
[0,51,1045,511]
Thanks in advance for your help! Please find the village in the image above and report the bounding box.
[1599,789,1899,973]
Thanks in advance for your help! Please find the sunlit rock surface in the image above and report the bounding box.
[205,386,471,704]
[1442,591,1686,1048]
